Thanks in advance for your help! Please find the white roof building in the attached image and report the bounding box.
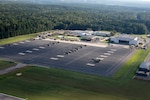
[70,30,93,37]
[110,34,140,46]
[93,31,111,37]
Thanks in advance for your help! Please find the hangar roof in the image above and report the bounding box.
[111,34,138,41]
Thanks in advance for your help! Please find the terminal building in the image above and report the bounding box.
[93,31,111,37]
[81,35,100,42]
[70,30,93,37]
[110,35,144,46]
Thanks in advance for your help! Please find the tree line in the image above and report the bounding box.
[0,3,150,39]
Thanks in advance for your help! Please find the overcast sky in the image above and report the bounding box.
[59,0,150,4]
[58,0,150,3]
[93,0,150,1]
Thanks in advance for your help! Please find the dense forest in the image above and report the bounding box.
[0,3,150,39]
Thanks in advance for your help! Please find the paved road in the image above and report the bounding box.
[0,93,25,100]
[145,53,150,62]
[0,63,26,75]
[0,39,135,77]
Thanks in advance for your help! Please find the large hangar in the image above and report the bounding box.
[110,35,141,46]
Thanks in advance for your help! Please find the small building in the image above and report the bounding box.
[93,31,111,37]
[81,35,100,42]
[70,30,93,37]
[110,34,140,46]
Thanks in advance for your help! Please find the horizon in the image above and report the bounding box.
[1,0,150,8]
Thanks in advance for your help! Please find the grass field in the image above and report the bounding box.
[0,60,16,70]
[0,34,36,46]
[0,66,150,100]
[0,35,150,100]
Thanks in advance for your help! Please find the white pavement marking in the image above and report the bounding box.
[107,51,114,53]
[110,49,117,51]
[100,55,108,58]
[18,53,25,56]
[0,47,4,49]
[50,57,59,60]
[96,57,104,61]
[57,55,64,58]
[104,53,111,55]
[13,43,19,45]
[26,50,32,53]
[86,63,95,67]
[39,46,45,49]
[33,48,39,51]
[19,42,25,44]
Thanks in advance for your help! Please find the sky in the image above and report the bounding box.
[3,0,150,6]
[60,0,150,2]
[58,0,150,4]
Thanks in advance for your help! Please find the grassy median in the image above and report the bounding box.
[0,34,36,46]
[0,60,16,70]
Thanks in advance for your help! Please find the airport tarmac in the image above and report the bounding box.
[0,39,135,77]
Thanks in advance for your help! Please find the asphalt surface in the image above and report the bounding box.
[0,93,24,100]
[0,39,135,77]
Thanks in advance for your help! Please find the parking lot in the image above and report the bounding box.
[0,39,135,77]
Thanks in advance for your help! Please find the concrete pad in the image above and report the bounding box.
[87,63,95,67]
[100,55,108,58]
[25,40,31,42]
[26,50,32,53]
[19,42,25,44]
[18,53,25,56]
[104,53,111,55]
[50,57,59,60]
[57,55,64,58]
[33,48,39,51]
[0,47,4,49]
[39,46,45,49]
[13,43,19,45]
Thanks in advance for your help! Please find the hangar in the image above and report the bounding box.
[110,35,141,46]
